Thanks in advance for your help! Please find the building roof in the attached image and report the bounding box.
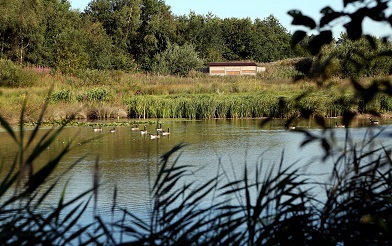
[208,62,257,67]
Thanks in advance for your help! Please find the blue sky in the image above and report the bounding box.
[69,0,390,38]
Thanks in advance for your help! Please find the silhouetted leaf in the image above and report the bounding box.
[365,35,377,49]
[342,111,357,127]
[288,10,316,29]
[368,110,381,117]
[367,2,388,21]
[320,7,344,27]
[321,138,331,159]
[351,78,365,93]
[344,0,360,7]
[284,116,297,130]
[260,117,273,128]
[291,30,307,48]
[314,114,326,129]
[308,31,333,55]
[345,8,366,40]
[0,115,17,143]
[378,50,392,57]
[345,21,363,40]
[300,109,313,119]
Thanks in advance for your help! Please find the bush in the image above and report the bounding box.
[0,59,39,87]
[75,69,111,86]
[50,88,73,103]
[151,43,204,76]
[333,35,392,78]
[76,87,111,102]
[294,57,313,76]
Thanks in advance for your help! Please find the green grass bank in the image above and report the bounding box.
[1,61,390,124]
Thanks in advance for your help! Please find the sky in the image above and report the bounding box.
[69,0,391,38]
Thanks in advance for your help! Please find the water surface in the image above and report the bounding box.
[1,118,392,223]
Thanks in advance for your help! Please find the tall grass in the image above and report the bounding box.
[123,93,369,119]
[1,93,392,244]
[2,59,392,123]
[0,95,106,244]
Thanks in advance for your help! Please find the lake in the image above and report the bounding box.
[1,117,392,227]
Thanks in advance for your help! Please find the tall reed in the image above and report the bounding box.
[0,95,104,244]
[1,95,392,244]
[113,126,392,245]
[123,93,374,119]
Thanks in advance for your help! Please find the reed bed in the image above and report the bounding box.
[1,64,390,123]
[1,88,392,245]
[123,93,386,119]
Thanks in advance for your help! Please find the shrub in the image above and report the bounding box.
[76,88,111,102]
[294,57,313,76]
[50,88,73,103]
[0,59,39,87]
[332,35,391,78]
[151,43,204,76]
[75,69,111,86]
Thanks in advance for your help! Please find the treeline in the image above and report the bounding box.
[0,0,304,75]
[0,0,390,77]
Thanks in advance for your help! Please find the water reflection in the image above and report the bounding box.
[1,118,392,222]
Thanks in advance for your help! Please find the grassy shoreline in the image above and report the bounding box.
[1,67,391,125]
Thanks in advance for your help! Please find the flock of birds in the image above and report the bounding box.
[93,117,380,135]
[136,124,171,139]
[93,123,170,139]
[334,117,379,128]
[287,117,379,130]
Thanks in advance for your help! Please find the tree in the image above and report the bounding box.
[40,0,82,68]
[85,0,142,52]
[221,17,254,60]
[133,0,176,70]
[199,13,226,62]
[53,28,89,73]
[286,0,392,154]
[0,0,45,64]
[150,42,203,76]
[83,21,115,70]
[289,0,391,55]
[334,33,392,78]
[251,15,295,62]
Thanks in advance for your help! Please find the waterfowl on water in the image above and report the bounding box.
[369,117,379,125]
[287,125,296,130]
[335,122,345,128]
[110,127,116,133]
[93,125,103,132]
[161,128,170,136]
[131,125,139,131]
[156,123,163,132]
[140,125,147,134]
[284,121,296,130]
[150,130,161,139]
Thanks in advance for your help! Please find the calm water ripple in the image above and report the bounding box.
[1,118,392,227]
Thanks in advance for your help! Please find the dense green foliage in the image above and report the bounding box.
[289,0,392,80]
[123,93,392,119]
[150,43,204,76]
[0,0,303,75]
[1,0,392,245]
[0,59,39,87]
[0,0,390,77]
